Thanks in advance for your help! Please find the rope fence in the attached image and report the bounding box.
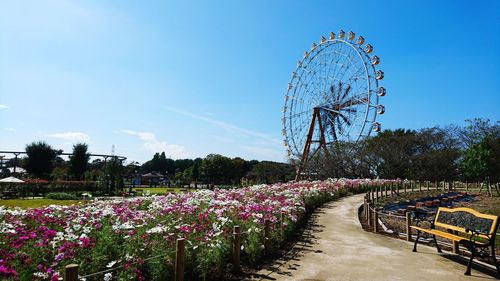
[61,181,497,280]
[63,210,292,281]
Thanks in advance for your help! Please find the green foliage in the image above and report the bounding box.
[101,158,125,195]
[243,229,264,266]
[142,152,177,174]
[201,154,232,184]
[460,136,496,181]
[461,118,500,147]
[51,166,69,180]
[25,141,57,179]
[459,119,500,182]
[250,161,295,184]
[69,143,90,180]
[45,192,78,200]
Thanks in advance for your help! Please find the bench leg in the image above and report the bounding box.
[412,230,421,252]
[465,244,475,276]
[432,235,442,253]
[492,245,499,275]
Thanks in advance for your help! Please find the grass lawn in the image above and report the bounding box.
[0,199,84,209]
[0,188,202,208]
[130,187,197,194]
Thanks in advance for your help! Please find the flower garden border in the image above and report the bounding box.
[54,181,377,281]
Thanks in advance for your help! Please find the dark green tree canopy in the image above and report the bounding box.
[69,143,90,180]
[25,141,57,179]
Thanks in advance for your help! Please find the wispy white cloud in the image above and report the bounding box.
[4,127,16,131]
[166,107,282,146]
[47,132,90,143]
[0,104,8,109]
[122,129,190,159]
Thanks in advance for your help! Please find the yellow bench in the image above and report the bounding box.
[410,207,499,276]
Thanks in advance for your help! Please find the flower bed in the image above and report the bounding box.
[0,179,388,280]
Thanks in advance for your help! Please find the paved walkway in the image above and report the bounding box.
[249,194,496,281]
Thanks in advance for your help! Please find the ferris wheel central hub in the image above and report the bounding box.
[281,29,387,180]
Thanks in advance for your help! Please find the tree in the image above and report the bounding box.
[410,127,461,181]
[251,161,294,184]
[25,141,57,179]
[200,154,232,184]
[459,119,500,182]
[69,143,90,180]
[460,118,500,148]
[230,157,247,184]
[460,135,500,182]
[363,129,417,179]
[102,157,124,195]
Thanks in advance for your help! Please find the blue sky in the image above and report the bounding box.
[0,0,499,163]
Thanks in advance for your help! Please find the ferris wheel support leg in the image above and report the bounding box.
[295,109,320,181]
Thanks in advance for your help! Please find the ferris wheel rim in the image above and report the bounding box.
[283,31,384,160]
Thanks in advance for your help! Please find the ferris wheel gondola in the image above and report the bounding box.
[282,29,387,179]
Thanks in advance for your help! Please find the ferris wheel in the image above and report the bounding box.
[282,29,386,179]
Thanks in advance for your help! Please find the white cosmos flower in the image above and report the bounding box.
[106,260,117,268]
[104,272,112,281]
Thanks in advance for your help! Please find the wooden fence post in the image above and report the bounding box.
[367,203,372,227]
[404,182,407,193]
[233,226,241,273]
[363,197,367,219]
[418,181,422,192]
[465,181,469,191]
[175,238,185,281]
[426,181,430,191]
[373,208,378,233]
[406,212,412,242]
[365,198,370,221]
[375,188,379,201]
[384,185,388,197]
[264,219,270,256]
[65,264,78,281]
[411,181,414,192]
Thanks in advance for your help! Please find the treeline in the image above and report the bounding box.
[136,152,295,185]
[1,143,295,188]
[306,118,499,182]
[2,118,498,188]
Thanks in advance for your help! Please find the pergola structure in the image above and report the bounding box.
[0,150,127,174]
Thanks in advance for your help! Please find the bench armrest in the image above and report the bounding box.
[465,228,485,243]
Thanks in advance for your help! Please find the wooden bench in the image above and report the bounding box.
[411,207,499,275]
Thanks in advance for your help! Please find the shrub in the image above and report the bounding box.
[45,192,77,200]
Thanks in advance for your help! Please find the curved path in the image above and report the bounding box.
[249,194,495,281]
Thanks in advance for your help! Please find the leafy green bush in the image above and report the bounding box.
[45,192,77,200]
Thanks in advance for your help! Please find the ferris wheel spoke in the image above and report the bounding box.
[331,47,355,81]
[338,113,351,126]
[284,31,384,164]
